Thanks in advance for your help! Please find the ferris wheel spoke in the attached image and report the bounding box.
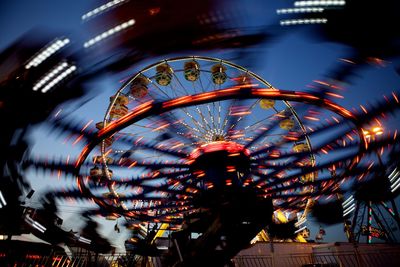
[242,111,279,132]
[157,113,201,146]
[225,100,259,140]
[170,67,198,97]
[244,119,288,150]
[165,79,216,134]
[113,134,189,158]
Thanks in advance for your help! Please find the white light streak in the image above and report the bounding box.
[33,62,68,91]
[389,168,399,182]
[342,195,353,205]
[25,216,47,233]
[295,225,307,234]
[40,65,77,93]
[280,18,327,26]
[83,19,135,48]
[25,38,70,69]
[343,204,355,217]
[390,177,400,192]
[82,0,129,21]
[78,236,92,244]
[342,197,354,209]
[0,190,6,207]
[294,0,346,7]
[277,7,324,14]
[295,218,307,227]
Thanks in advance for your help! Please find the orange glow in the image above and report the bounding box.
[304,116,320,121]
[81,119,93,132]
[372,126,384,135]
[149,7,160,15]
[346,133,354,141]
[392,92,399,103]
[99,101,153,136]
[104,149,113,157]
[75,145,90,167]
[162,96,192,108]
[326,92,344,99]
[323,100,355,119]
[374,118,382,126]
[313,80,330,87]
[152,123,170,132]
[26,255,41,259]
[128,161,137,168]
[72,134,83,146]
[227,166,236,172]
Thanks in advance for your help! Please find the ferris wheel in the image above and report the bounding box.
[66,56,396,239]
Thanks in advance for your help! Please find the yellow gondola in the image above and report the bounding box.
[259,99,275,109]
[211,63,227,85]
[184,60,200,81]
[155,63,173,86]
[130,76,149,98]
[279,118,295,130]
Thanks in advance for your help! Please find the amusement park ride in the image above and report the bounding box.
[1,0,400,266]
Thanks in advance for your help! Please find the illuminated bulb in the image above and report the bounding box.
[84,19,135,48]
[25,38,70,69]
[81,0,128,21]
[294,0,346,6]
[372,126,383,135]
[276,7,324,14]
[280,18,327,26]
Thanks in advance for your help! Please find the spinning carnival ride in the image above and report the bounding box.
[25,56,400,265]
